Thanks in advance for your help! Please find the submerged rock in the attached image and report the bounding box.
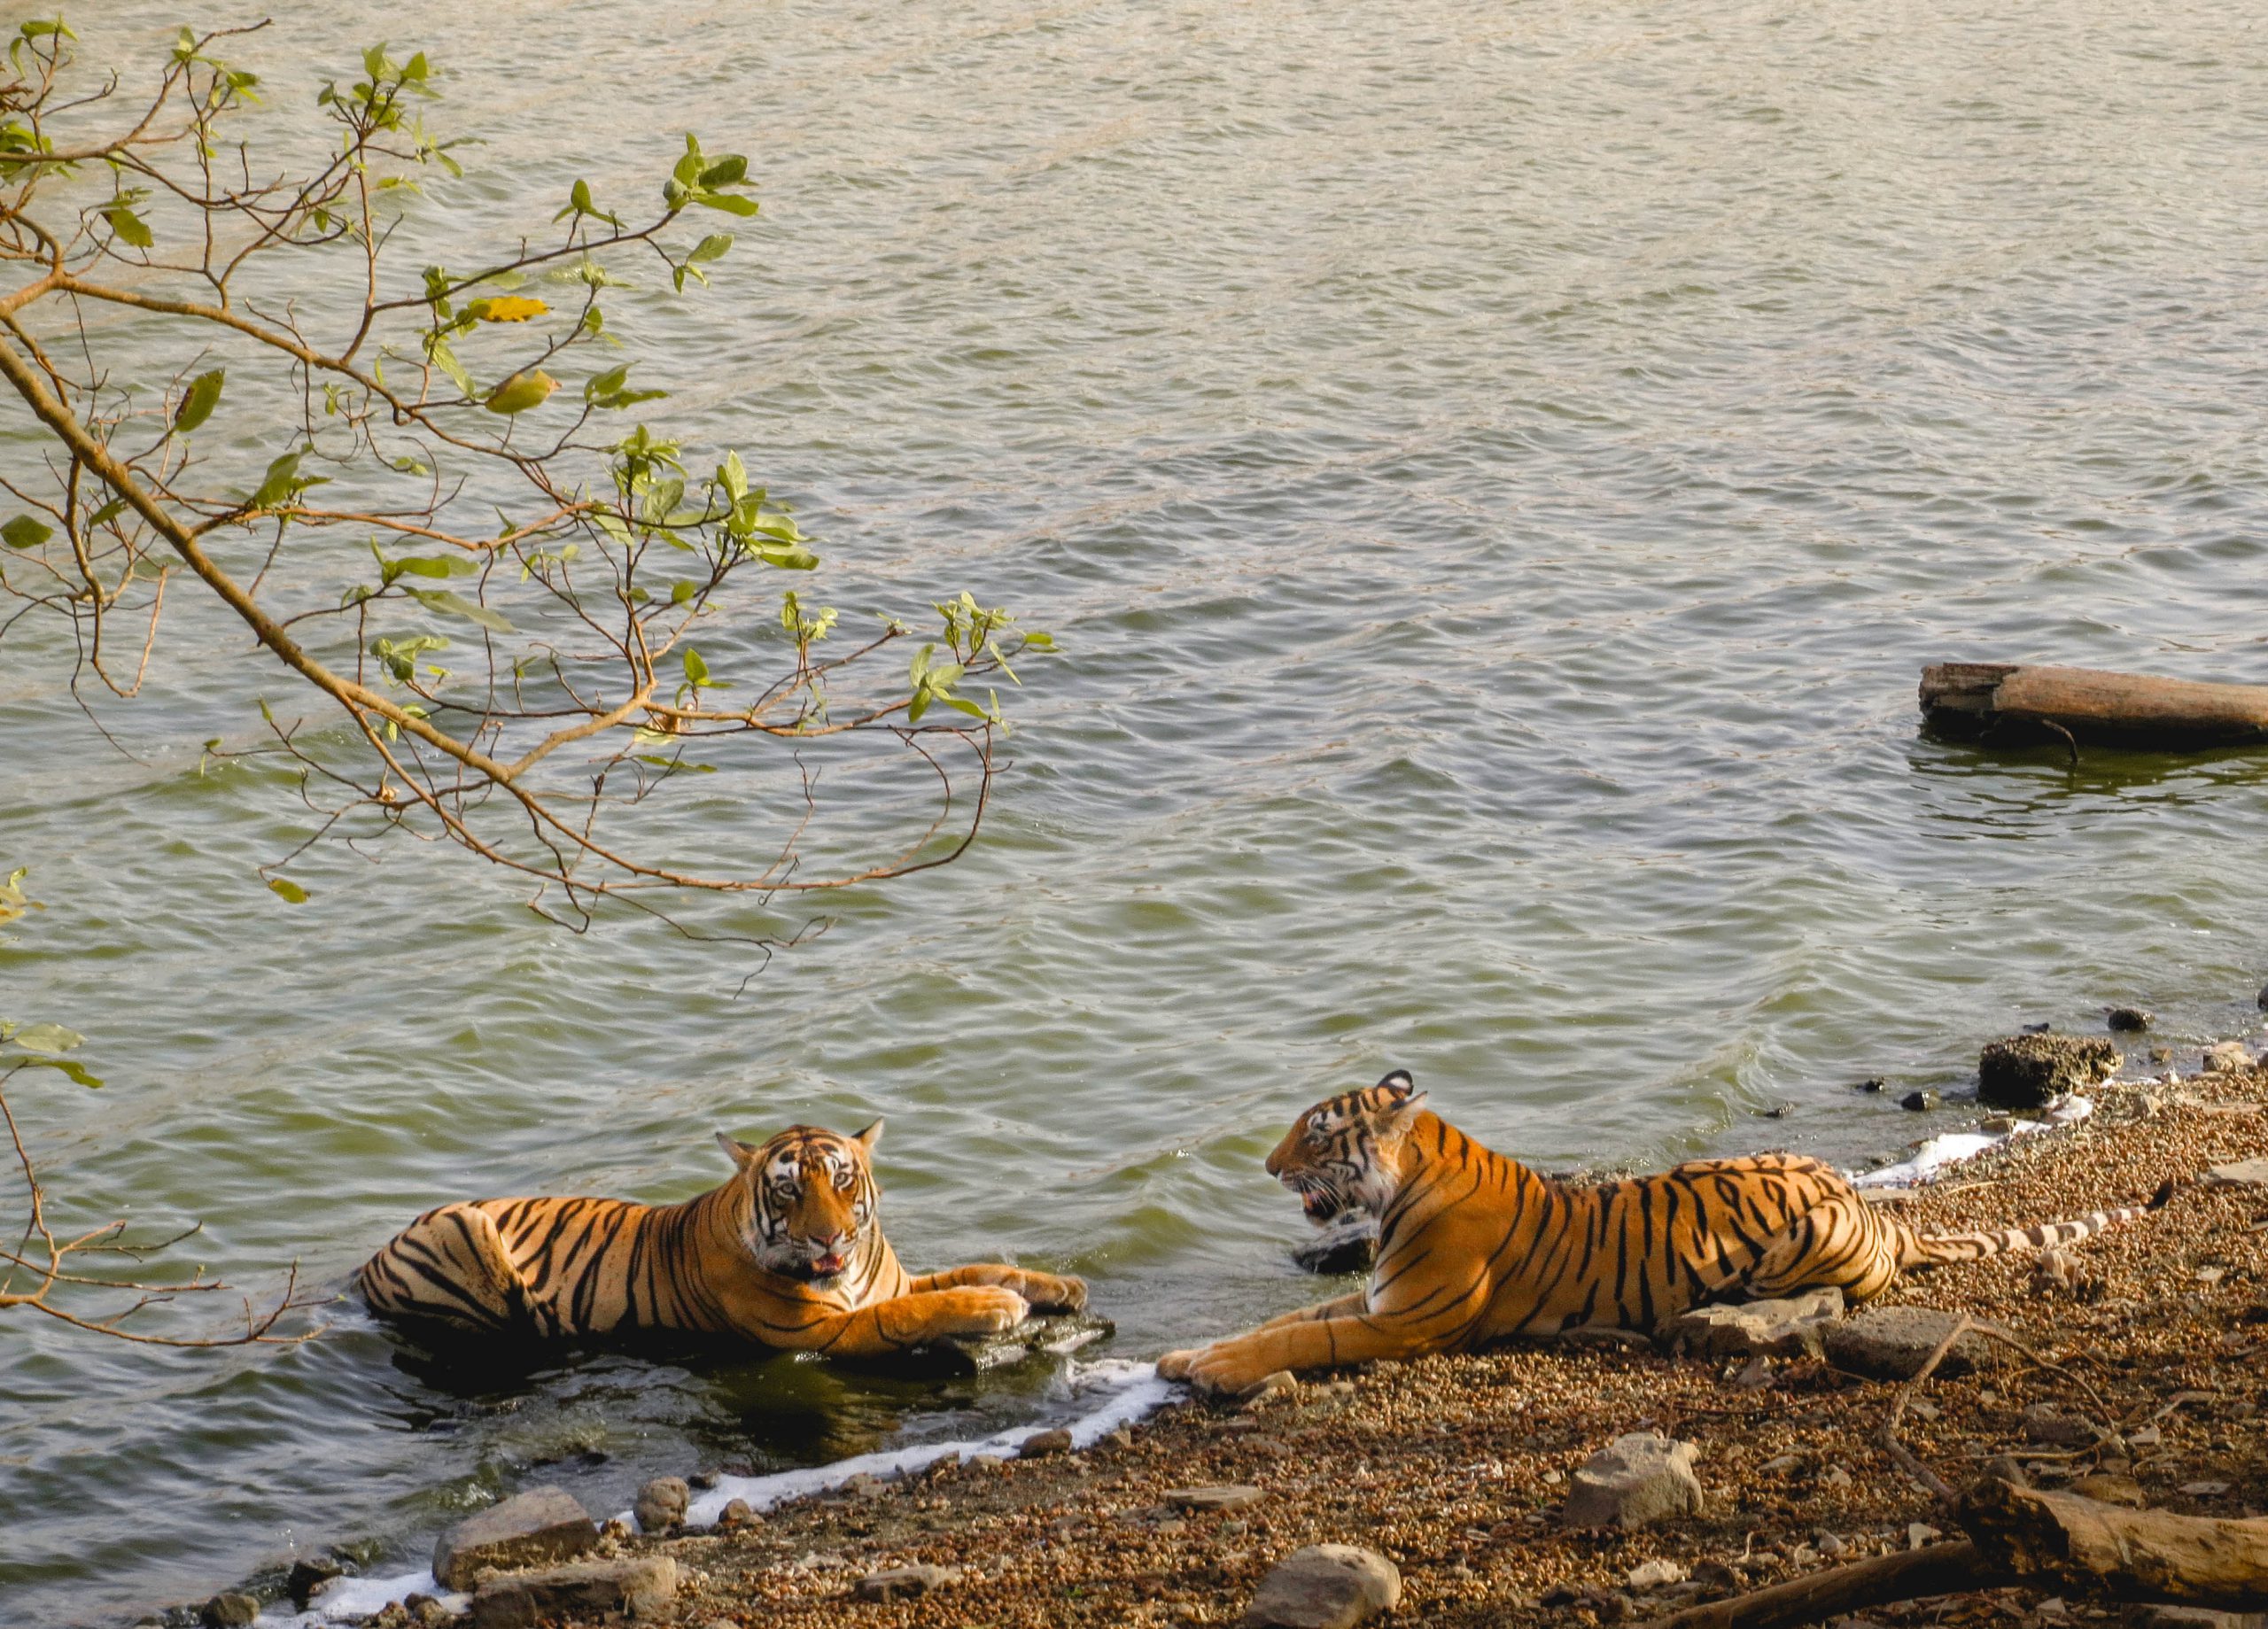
[1978,1035,2119,1108]
[2105,1006,2154,1032]
[1899,1090,1940,1113]
[198,1594,259,1629]
[432,1486,598,1591]
[1562,1432,1704,1528]
[1243,1544,1401,1629]
[284,1556,346,1610]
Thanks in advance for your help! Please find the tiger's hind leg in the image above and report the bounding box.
[1739,1193,1902,1305]
[358,1202,534,1335]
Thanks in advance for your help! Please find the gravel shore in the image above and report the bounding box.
[594,1064,2268,1629]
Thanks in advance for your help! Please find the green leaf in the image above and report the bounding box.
[86,496,129,528]
[11,1021,82,1055]
[267,877,310,904]
[175,368,224,433]
[485,369,557,415]
[754,542,819,570]
[404,587,514,632]
[2,514,52,550]
[103,205,152,247]
[717,450,749,502]
[1020,630,1056,651]
[688,232,734,264]
[21,1056,102,1088]
[249,452,305,509]
[681,647,710,687]
[427,337,474,397]
[691,190,760,218]
[697,154,747,187]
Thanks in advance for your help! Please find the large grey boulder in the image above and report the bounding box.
[1562,1433,1704,1528]
[432,1487,599,1591]
[1244,1545,1402,1629]
[1978,1035,2119,1108]
[468,1556,676,1628]
[1823,1305,1993,1380]
[1668,1287,1844,1359]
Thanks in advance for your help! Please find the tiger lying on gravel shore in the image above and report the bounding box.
[1159,1070,2167,1395]
[361,1120,1086,1357]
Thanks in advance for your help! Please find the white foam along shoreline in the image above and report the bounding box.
[275,1086,2123,1623]
[1847,1090,2095,1189]
[276,1358,1175,1625]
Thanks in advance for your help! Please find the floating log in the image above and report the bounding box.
[1920,663,2268,749]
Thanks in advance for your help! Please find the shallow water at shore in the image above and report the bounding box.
[5,0,2268,1619]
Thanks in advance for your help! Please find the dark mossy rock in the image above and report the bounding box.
[1292,1212,1379,1276]
[848,1310,1115,1379]
[1978,1034,2119,1108]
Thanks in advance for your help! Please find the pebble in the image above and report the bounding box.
[1166,1484,1266,1512]
[1627,1559,1688,1591]
[2179,1479,2232,1497]
[2206,1160,2268,1189]
[1824,1305,1991,1379]
[1900,1090,1940,1113]
[1563,1433,1705,1528]
[284,1556,345,1610]
[634,1475,689,1532]
[1243,1544,1402,1629]
[1669,1286,1844,1360]
[716,1498,756,1529]
[468,1556,676,1629]
[432,1486,599,1592]
[1907,1523,1942,1549]
[854,1564,959,1603]
[1019,1429,1074,1460]
[199,1595,259,1629]
[2106,1007,2155,1032]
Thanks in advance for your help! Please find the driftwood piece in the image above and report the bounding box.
[1637,1486,2268,1629]
[1960,1478,2268,1611]
[1630,1542,2011,1629]
[1920,663,2268,749]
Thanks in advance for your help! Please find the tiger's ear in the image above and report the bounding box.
[1377,1084,1428,1136]
[853,1116,884,1152]
[1376,1068,1417,1098]
[715,1131,759,1171]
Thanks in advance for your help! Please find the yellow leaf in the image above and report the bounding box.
[485,370,558,415]
[468,296,548,323]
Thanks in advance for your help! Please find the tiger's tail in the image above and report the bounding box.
[1895,1178,2173,1269]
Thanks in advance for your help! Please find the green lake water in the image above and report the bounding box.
[4,0,2267,1619]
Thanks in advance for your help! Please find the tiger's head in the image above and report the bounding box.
[715,1120,883,1284]
[1265,1069,1429,1225]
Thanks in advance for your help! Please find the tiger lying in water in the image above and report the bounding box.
[1158,1070,2166,1395]
[360,1120,1085,1357]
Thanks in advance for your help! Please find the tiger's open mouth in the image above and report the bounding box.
[1298,1188,1340,1226]
[793,1249,849,1279]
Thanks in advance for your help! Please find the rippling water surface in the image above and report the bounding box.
[5,0,2268,1618]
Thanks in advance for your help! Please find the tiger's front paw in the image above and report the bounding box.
[1155,1347,1198,1381]
[945,1286,1030,1337]
[1017,1271,1088,1314]
[1174,1341,1278,1398]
